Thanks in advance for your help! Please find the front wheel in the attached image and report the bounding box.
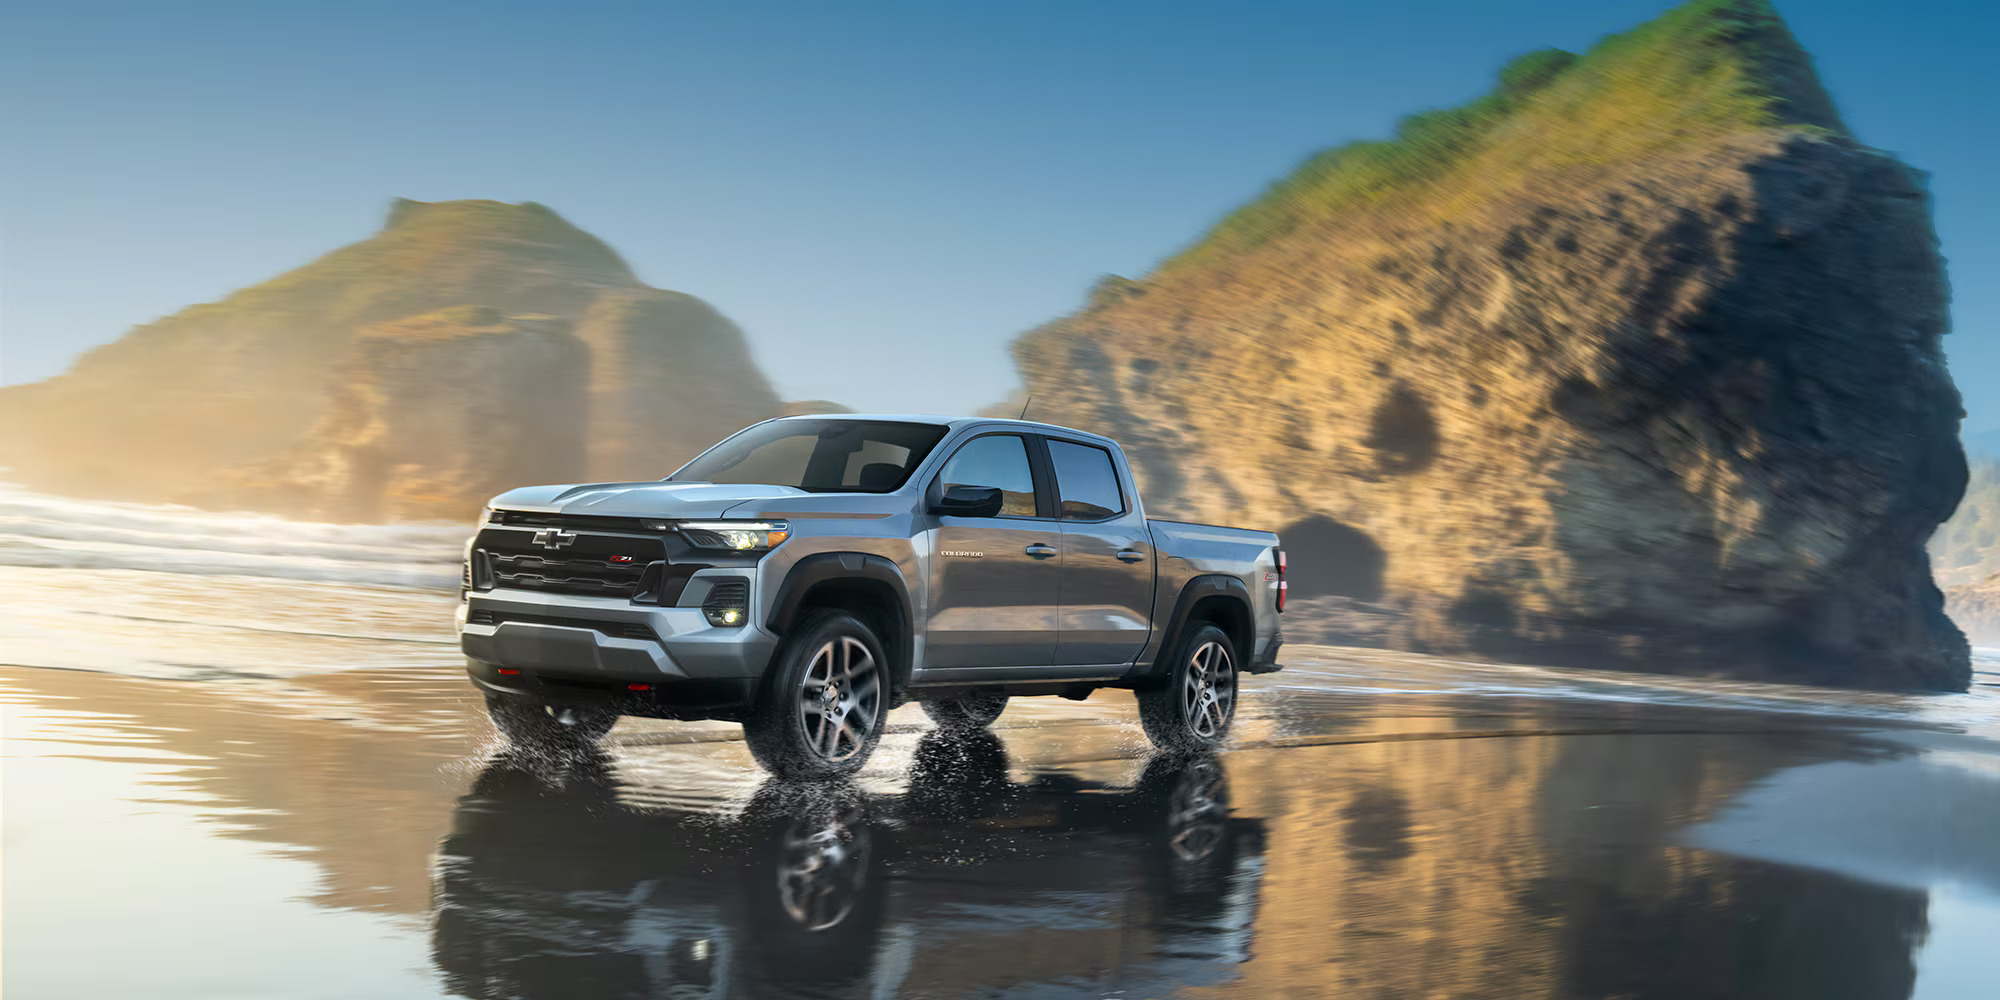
[1136,624,1239,752]
[484,694,616,750]
[744,611,889,780]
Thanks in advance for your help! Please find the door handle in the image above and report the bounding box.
[1025,543,1058,559]
[1116,549,1147,563]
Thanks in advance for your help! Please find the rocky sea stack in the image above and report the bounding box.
[1014,0,1968,689]
[0,199,781,520]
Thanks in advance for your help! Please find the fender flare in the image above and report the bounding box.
[1142,574,1253,681]
[767,552,915,689]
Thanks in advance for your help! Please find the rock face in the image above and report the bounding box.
[1933,461,2000,645]
[235,308,590,522]
[0,199,781,519]
[1928,459,2000,589]
[578,290,782,482]
[1014,1,1968,689]
[778,400,856,417]
[1943,582,2000,648]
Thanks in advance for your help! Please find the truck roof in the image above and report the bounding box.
[768,412,1118,446]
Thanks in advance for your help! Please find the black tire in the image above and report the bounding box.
[744,611,890,780]
[1136,623,1239,752]
[484,694,616,750]
[920,692,1009,731]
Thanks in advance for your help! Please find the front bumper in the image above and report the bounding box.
[465,659,758,720]
[458,587,779,683]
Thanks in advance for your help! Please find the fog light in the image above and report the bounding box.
[702,578,750,627]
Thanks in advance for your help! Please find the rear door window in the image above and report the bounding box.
[1047,440,1125,520]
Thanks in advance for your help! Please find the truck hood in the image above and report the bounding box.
[487,481,809,519]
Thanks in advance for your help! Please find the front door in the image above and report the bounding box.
[924,433,1061,668]
[1048,438,1155,665]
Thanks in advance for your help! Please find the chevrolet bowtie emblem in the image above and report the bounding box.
[531,529,578,550]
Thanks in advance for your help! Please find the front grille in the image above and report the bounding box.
[467,608,660,643]
[475,525,670,599]
[487,552,648,597]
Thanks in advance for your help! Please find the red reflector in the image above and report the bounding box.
[609,555,634,564]
[627,683,652,691]
[496,668,521,676]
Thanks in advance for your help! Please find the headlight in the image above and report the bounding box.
[678,521,790,552]
[479,506,499,526]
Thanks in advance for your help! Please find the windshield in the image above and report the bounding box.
[668,419,950,493]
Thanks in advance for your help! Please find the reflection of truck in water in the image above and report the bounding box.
[458,414,1285,777]
[430,734,1266,998]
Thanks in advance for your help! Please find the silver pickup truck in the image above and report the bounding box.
[458,414,1285,778]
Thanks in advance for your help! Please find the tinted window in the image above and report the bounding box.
[1048,440,1124,520]
[671,420,948,493]
[938,435,1037,517]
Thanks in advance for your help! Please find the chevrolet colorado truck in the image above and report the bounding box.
[458,414,1285,778]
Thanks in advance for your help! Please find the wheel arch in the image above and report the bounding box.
[1146,574,1253,681]
[768,552,915,695]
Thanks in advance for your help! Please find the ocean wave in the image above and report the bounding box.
[0,481,466,591]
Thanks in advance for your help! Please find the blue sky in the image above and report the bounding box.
[3,0,1995,426]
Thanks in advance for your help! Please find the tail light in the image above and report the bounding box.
[1275,548,1287,612]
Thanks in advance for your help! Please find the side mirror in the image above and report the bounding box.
[930,484,1004,518]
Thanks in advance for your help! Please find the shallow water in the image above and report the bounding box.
[6,482,2000,997]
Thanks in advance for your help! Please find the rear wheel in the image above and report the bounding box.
[920,692,1009,731]
[744,611,889,780]
[484,694,616,750]
[1136,623,1238,752]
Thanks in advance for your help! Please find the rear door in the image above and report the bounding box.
[923,432,1062,668]
[1047,438,1155,665]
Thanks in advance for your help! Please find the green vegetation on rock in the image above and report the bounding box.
[1176,0,1844,265]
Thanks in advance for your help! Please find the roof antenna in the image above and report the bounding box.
[1017,395,1033,421]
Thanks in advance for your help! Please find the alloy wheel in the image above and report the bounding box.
[1180,640,1236,739]
[796,636,882,762]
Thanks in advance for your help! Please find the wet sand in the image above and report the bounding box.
[6,645,2000,999]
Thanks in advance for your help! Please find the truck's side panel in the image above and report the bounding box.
[1135,519,1281,674]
